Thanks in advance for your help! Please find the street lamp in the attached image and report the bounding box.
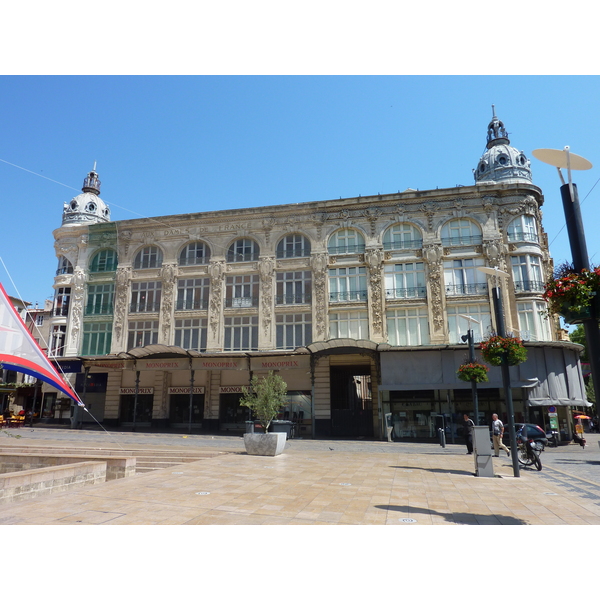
[477,265,521,477]
[531,147,600,425]
[459,314,481,425]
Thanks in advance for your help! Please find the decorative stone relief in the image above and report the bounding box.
[420,203,437,232]
[69,266,87,344]
[160,263,177,341]
[483,240,505,269]
[208,260,226,337]
[365,248,384,337]
[113,266,132,343]
[422,244,444,332]
[258,257,274,336]
[311,253,329,339]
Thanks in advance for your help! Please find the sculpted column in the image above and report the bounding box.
[365,248,385,342]
[207,259,225,351]
[423,244,446,344]
[111,265,131,353]
[258,257,275,349]
[159,262,177,344]
[66,266,86,355]
[310,253,329,341]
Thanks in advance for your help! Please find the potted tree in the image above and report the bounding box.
[240,371,288,456]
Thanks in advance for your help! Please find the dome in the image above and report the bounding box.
[474,106,532,185]
[62,167,111,226]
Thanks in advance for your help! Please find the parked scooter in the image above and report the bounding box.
[517,426,542,471]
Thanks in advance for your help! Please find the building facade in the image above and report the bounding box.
[45,111,589,441]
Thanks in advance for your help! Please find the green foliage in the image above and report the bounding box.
[569,324,588,361]
[479,335,528,366]
[543,263,600,315]
[586,375,596,408]
[240,371,288,433]
[457,362,490,383]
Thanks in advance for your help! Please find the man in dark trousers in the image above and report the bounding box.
[463,414,474,454]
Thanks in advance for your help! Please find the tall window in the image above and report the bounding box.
[276,313,312,349]
[384,262,426,299]
[82,322,112,356]
[387,307,429,346]
[447,304,492,344]
[227,238,259,262]
[328,229,365,255]
[90,249,118,272]
[224,316,258,351]
[86,284,114,315]
[517,301,551,341]
[276,271,312,304]
[179,241,211,266]
[127,320,159,348]
[444,258,487,295]
[441,219,482,246]
[329,267,367,302]
[177,278,210,310]
[511,255,544,292]
[56,256,73,275]
[53,287,71,317]
[130,282,162,313]
[134,246,163,269]
[50,325,66,356]
[174,318,208,351]
[382,223,423,250]
[329,311,369,339]
[276,234,311,258]
[507,215,539,243]
[225,275,259,308]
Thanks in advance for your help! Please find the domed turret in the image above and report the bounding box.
[62,165,111,226]
[474,106,532,184]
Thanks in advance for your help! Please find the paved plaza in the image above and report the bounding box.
[2,427,600,525]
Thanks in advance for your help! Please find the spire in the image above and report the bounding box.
[486,104,509,148]
[82,163,101,195]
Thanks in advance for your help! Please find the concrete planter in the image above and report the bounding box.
[243,432,286,456]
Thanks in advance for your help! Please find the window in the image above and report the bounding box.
[444,258,487,295]
[328,229,365,255]
[276,313,312,349]
[507,215,539,243]
[127,321,159,348]
[134,246,163,269]
[35,315,44,326]
[276,271,312,304]
[179,242,211,266]
[387,307,429,346]
[50,325,66,356]
[276,234,311,258]
[86,284,114,315]
[517,301,551,341]
[56,256,73,275]
[441,219,482,246]
[53,287,71,317]
[90,249,118,272]
[224,315,258,351]
[225,275,259,308]
[130,282,162,313]
[227,238,259,263]
[174,318,208,351]
[511,255,544,292]
[329,311,369,339]
[176,278,210,310]
[384,262,426,299]
[382,223,423,250]
[82,322,112,356]
[447,304,492,344]
[329,267,367,302]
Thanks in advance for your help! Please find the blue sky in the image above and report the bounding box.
[2,75,600,306]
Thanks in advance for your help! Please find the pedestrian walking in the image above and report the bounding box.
[492,413,510,457]
[463,414,474,454]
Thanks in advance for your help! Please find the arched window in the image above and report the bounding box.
[507,215,539,243]
[441,219,482,247]
[328,229,365,255]
[276,234,311,258]
[90,249,118,273]
[134,246,163,269]
[179,241,211,266]
[382,223,423,250]
[56,256,73,275]
[227,238,259,263]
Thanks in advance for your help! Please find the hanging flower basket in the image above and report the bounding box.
[479,335,528,367]
[457,362,490,383]
[543,265,600,324]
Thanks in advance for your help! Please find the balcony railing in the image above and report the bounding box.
[383,239,423,251]
[226,252,259,263]
[385,287,427,299]
[129,302,161,313]
[329,290,368,302]
[507,232,539,244]
[224,296,259,308]
[328,244,366,256]
[275,294,312,305]
[514,280,545,293]
[445,283,488,296]
[176,299,209,310]
[441,235,483,247]
[85,303,113,316]
[276,249,311,259]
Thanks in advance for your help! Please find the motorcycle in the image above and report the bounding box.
[516,428,542,471]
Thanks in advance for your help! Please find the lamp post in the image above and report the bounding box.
[459,314,481,425]
[532,147,600,424]
[478,266,521,477]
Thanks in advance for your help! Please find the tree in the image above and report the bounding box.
[569,324,589,361]
[240,371,288,433]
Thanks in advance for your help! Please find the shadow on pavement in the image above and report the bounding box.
[374,504,528,525]
[391,465,474,476]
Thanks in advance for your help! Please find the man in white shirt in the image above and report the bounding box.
[492,413,510,457]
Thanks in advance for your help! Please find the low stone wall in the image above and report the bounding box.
[0,454,137,481]
[0,461,107,505]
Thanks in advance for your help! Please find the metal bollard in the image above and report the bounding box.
[438,427,446,448]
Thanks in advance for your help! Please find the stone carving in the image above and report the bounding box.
[69,267,87,345]
[114,266,132,343]
[310,253,329,339]
[422,244,444,332]
[258,258,274,336]
[365,249,384,336]
[421,203,437,231]
[161,263,177,340]
[208,260,226,336]
[483,240,506,268]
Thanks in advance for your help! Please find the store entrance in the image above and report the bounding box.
[330,365,373,437]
